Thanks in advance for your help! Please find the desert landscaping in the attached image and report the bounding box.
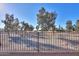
[0,31,79,53]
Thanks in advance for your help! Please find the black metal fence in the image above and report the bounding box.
[0,31,79,53]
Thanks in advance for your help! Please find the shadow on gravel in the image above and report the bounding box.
[58,37,79,45]
[9,36,72,51]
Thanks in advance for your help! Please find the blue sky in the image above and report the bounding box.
[0,3,79,29]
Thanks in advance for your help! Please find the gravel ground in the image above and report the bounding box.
[0,32,79,54]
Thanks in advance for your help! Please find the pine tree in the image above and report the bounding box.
[66,20,73,32]
[36,7,57,31]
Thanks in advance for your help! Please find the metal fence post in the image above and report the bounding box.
[0,31,1,46]
[37,31,39,53]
